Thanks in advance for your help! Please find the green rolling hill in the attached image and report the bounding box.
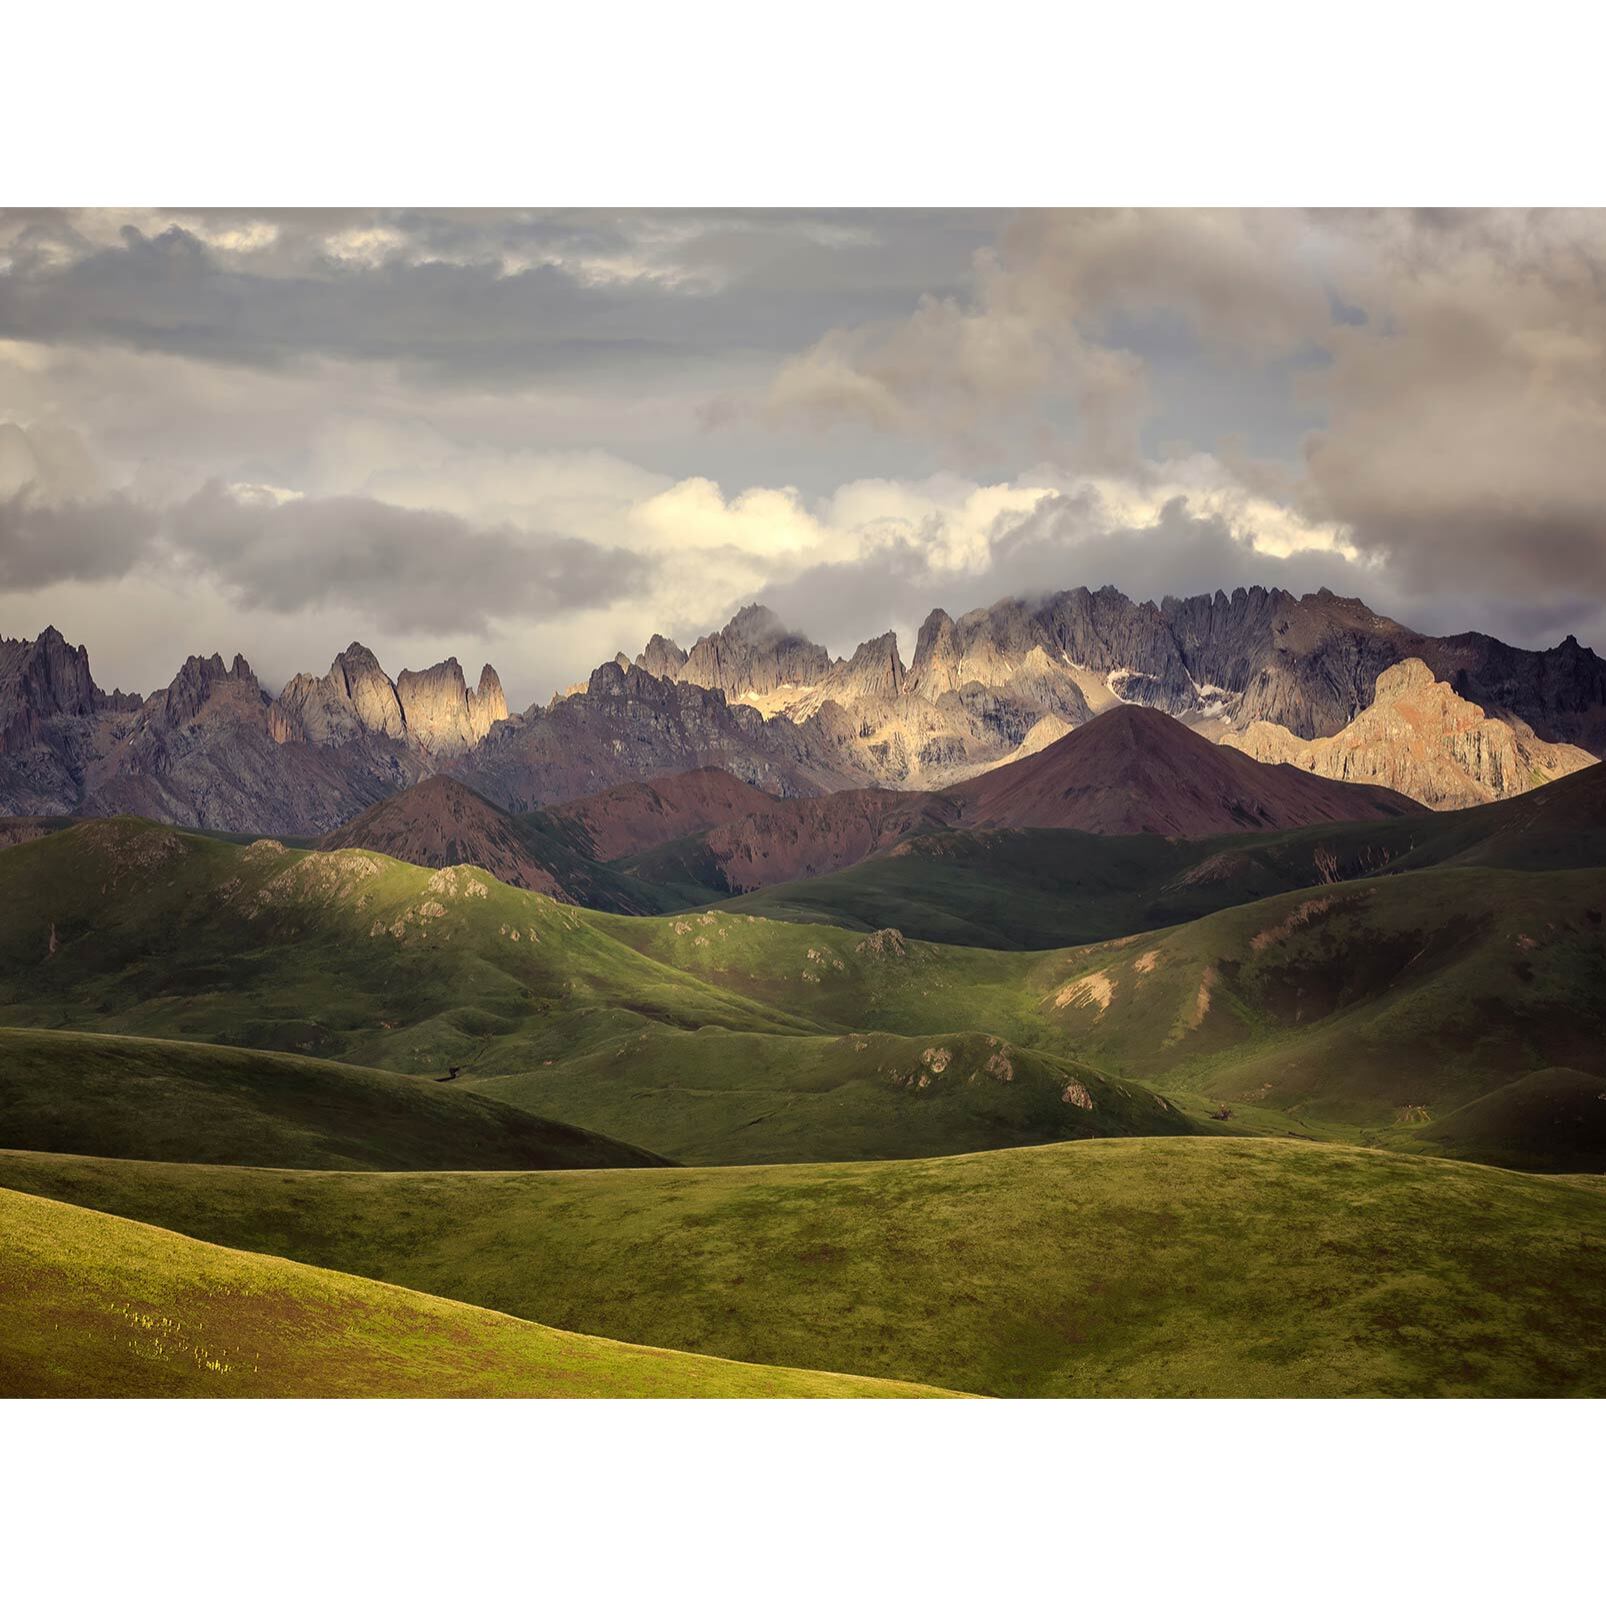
[1380,1067,1606,1172]
[1,817,1602,1158]
[3,1138,1602,1397]
[0,1185,950,1398]
[0,1028,667,1171]
[0,820,1188,1162]
[483,1027,1190,1165]
[1014,866,1606,1126]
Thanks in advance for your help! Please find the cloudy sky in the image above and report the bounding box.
[2,206,1603,708]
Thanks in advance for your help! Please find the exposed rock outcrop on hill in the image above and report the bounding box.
[1222,659,1597,807]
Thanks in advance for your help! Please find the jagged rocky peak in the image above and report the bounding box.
[394,656,506,757]
[1223,657,1597,808]
[834,631,907,702]
[906,608,960,694]
[270,641,408,747]
[334,643,407,739]
[677,604,835,699]
[636,633,687,679]
[271,642,506,756]
[467,663,507,742]
[0,626,105,733]
[156,651,263,730]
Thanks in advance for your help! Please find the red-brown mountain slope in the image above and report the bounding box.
[549,767,780,861]
[945,705,1423,834]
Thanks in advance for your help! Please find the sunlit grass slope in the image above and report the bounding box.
[5,1139,1602,1397]
[0,1186,951,1398]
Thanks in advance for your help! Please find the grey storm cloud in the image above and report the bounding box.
[168,487,657,632]
[763,208,1606,643]
[0,210,996,386]
[0,489,159,589]
[0,481,656,634]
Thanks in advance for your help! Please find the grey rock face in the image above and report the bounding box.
[635,634,688,679]
[451,658,861,809]
[677,604,834,699]
[0,627,144,813]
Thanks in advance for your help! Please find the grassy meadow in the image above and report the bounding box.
[1,795,1602,1396]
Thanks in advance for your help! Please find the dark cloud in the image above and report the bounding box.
[0,489,158,588]
[0,210,995,387]
[1,482,655,635]
[763,208,1606,649]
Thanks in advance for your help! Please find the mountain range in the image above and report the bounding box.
[3,584,1602,839]
[4,621,1604,1398]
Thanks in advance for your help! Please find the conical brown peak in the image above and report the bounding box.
[384,772,491,809]
[947,701,1420,836]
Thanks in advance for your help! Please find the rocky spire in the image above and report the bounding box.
[0,626,108,750]
[905,608,960,696]
[395,657,508,757]
[636,633,688,679]
[833,632,906,702]
[158,652,262,729]
[270,642,405,746]
[335,643,407,738]
[466,663,508,742]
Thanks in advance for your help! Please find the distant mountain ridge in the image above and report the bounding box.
[621,705,1421,900]
[633,586,1606,788]
[4,581,1602,832]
